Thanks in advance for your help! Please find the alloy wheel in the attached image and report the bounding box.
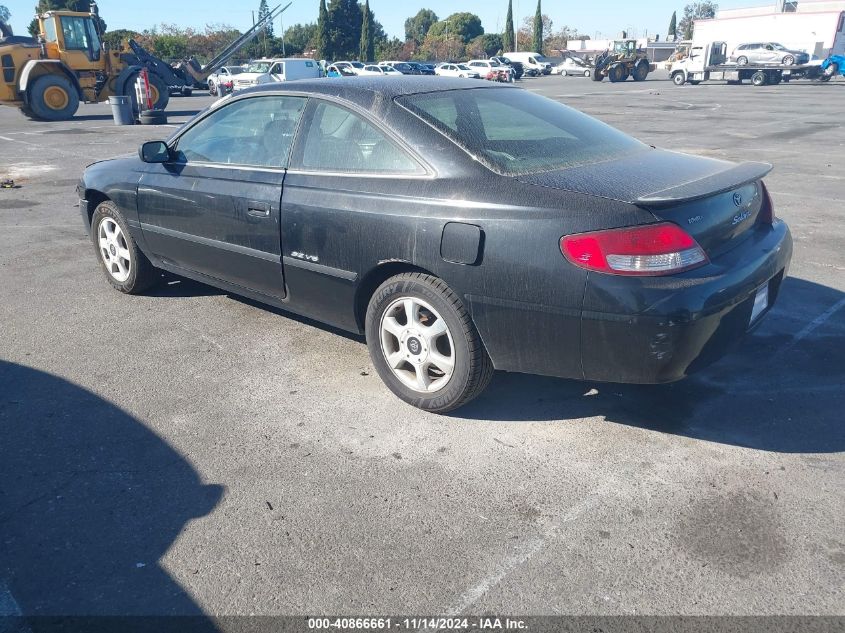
[379,296,455,393]
[98,218,131,283]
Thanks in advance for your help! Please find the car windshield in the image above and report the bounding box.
[398,88,646,175]
[350,62,364,68]
[457,64,471,70]
[771,43,787,50]
[247,62,272,73]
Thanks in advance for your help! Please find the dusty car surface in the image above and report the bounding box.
[78,78,792,412]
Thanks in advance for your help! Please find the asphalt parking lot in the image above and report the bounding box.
[1,72,843,620]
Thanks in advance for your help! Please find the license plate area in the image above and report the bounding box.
[749,282,770,325]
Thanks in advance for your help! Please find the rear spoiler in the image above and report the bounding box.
[636,161,772,207]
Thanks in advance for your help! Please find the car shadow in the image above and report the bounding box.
[451,276,845,454]
[0,360,224,626]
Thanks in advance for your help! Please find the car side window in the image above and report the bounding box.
[174,96,306,169]
[298,101,421,174]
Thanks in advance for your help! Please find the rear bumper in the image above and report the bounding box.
[580,220,793,383]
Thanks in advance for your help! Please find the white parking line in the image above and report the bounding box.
[787,296,845,347]
[447,537,544,615]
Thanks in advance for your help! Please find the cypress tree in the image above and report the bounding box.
[668,11,677,40]
[316,0,330,59]
[503,0,515,53]
[360,0,374,62]
[532,0,542,54]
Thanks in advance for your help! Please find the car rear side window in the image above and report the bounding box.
[298,101,421,174]
[174,95,306,168]
[398,88,645,175]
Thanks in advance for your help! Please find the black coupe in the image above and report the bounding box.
[79,78,792,412]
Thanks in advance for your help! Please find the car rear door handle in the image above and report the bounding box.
[247,201,271,218]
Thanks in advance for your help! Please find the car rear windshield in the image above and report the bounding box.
[397,88,646,175]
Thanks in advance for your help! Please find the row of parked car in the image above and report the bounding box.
[206,52,594,96]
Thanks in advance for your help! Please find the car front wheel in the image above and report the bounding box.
[366,273,493,413]
[91,201,159,294]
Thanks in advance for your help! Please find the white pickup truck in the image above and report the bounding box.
[233,58,322,91]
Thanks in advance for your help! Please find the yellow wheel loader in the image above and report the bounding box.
[0,1,287,121]
[591,39,656,83]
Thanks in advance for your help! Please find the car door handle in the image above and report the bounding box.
[247,202,271,218]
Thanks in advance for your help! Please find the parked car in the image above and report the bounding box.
[435,63,480,79]
[207,66,244,96]
[489,56,524,80]
[334,61,366,75]
[327,64,357,77]
[359,64,402,76]
[551,57,592,77]
[382,62,421,75]
[406,62,435,75]
[79,78,792,413]
[466,59,513,81]
[232,58,322,90]
[730,43,810,66]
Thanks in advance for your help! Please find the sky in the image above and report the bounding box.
[3,0,764,42]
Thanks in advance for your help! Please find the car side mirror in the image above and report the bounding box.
[139,140,170,163]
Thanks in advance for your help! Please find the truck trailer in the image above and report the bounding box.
[670,41,823,86]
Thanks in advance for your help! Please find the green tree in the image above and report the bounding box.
[668,11,677,40]
[376,36,405,61]
[532,0,543,53]
[103,29,141,49]
[404,9,438,44]
[284,22,317,55]
[152,34,188,60]
[427,13,483,44]
[502,0,514,53]
[467,33,503,58]
[360,0,374,61]
[316,0,330,59]
[0,5,10,23]
[327,0,362,59]
[678,1,717,40]
[258,0,274,38]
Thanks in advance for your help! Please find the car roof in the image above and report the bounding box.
[236,76,514,106]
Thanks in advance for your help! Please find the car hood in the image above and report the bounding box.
[515,148,769,206]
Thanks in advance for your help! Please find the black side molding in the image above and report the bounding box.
[637,161,773,207]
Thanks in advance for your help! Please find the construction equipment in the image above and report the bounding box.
[0,1,288,121]
[592,39,655,82]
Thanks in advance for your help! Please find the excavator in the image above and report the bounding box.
[0,1,287,121]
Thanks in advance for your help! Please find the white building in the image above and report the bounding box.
[693,0,845,59]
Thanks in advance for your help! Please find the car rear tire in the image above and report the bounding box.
[91,201,159,294]
[365,273,493,413]
[737,56,749,66]
[28,74,79,121]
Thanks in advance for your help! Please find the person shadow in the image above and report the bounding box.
[0,360,224,629]
[452,276,845,454]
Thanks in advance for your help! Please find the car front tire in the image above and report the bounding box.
[366,273,493,413]
[91,201,159,294]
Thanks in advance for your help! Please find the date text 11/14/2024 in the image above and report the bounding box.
[307,617,528,630]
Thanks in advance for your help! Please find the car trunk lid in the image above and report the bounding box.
[517,149,772,256]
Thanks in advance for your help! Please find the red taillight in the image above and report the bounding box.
[560,222,709,276]
[759,181,775,224]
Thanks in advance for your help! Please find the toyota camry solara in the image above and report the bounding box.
[78,78,792,413]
